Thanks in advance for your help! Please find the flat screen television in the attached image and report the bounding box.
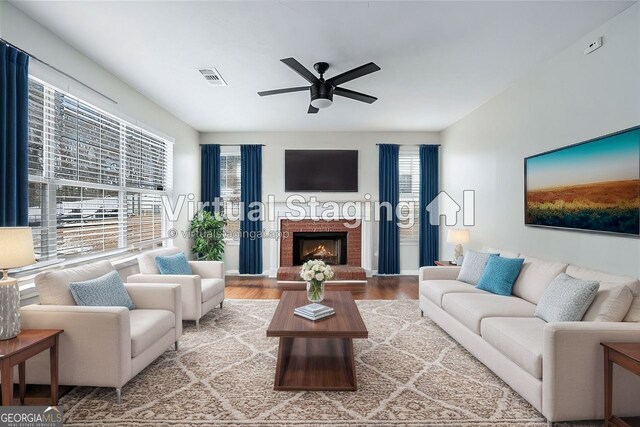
[285,150,358,192]
[524,125,640,237]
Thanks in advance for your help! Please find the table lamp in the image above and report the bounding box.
[447,228,469,265]
[0,227,36,340]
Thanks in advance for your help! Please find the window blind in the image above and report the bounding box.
[27,77,172,260]
[220,150,241,237]
[398,147,420,241]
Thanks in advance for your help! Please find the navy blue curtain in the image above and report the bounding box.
[419,145,439,267]
[239,145,262,274]
[378,144,400,274]
[0,43,29,227]
[200,144,221,213]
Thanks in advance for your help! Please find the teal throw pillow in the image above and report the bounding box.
[69,270,136,310]
[476,256,524,296]
[156,252,192,275]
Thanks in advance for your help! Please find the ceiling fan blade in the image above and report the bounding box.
[258,86,309,96]
[327,62,380,86]
[333,87,377,104]
[281,58,320,84]
[307,105,319,114]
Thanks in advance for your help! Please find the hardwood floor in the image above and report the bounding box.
[224,275,419,300]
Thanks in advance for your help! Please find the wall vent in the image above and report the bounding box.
[198,68,227,86]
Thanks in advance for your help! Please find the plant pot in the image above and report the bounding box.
[306,281,325,303]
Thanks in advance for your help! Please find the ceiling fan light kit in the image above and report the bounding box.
[258,58,380,114]
[310,83,333,109]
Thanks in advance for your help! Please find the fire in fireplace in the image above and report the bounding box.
[292,232,348,265]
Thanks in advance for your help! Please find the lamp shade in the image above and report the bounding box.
[0,227,36,270]
[447,228,470,244]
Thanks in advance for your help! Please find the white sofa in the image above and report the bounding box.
[419,250,640,425]
[127,247,225,329]
[20,260,182,403]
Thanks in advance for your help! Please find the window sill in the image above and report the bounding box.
[16,243,165,297]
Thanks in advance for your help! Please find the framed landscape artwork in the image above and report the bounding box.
[525,126,640,237]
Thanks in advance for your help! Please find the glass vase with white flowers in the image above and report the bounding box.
[300,259,334,303]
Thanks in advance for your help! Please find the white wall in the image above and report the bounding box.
[200,131,439,275]
[0,2,200,254]
[440,3,640,278]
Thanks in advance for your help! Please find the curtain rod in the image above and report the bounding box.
[375,143,441,146]
[1,38,118,105]
[200,144,438,147]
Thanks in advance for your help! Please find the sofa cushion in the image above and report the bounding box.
[420,280,488,307]
[568,265,640,322]
[566,265,640,297]
[69,270,136,310]
[624,297,640,322]
[202,278,225,302]
[138,247,182,274]
[483,247,520,259]
[476,256,524,296]
[582,282,633,322]
[441,293,537,335]
[129,309,175,357]
[457,250,497,286]
[481,317,545,379]
[535,273,599,323]
[512,257,568,304]
[35,261,115,306]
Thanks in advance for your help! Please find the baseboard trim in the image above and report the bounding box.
[374,270,419,276]
[225,270,271,276]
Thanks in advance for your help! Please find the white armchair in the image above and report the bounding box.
[20,261,182,403]
[127,247,225,329]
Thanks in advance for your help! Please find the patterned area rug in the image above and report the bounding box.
[59,300,586,426]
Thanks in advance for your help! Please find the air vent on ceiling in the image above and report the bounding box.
[198,68,227,86]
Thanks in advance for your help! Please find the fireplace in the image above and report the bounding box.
[293,232,347,265]
[278,219,366,281]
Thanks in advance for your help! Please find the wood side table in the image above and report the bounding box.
[601,342,640,427]
[0,329,63,406]
[434,260,457,266]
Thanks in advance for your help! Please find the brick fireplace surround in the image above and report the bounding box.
[277,219,366,281]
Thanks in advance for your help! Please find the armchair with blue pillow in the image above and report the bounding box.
[20,260,182,403]
[127,247,225,329]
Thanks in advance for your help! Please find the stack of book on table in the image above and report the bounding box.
[294,303,335,321]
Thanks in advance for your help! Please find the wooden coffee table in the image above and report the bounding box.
[266,291,368,391]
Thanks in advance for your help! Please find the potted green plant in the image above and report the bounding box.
[190,210,227,261]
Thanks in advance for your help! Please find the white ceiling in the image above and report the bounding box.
[12,1,635,132]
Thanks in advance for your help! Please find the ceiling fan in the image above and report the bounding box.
[258,58,380,114]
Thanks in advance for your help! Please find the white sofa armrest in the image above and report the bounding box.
[127,274,201,320]
[419,266,461,281]
[542,321,640,422]
[20,304,131,388]
[125,283,182,340]
[189,261,224,280]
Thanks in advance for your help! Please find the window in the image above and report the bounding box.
[27,77,172,260]
[220,148,241,238]
[398,147,420,241]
